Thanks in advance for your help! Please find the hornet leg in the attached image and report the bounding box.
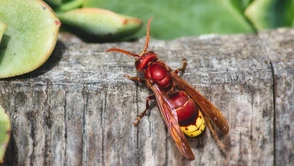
[175,58,187,75]
[133,95,155,126]
[124,74,145,84]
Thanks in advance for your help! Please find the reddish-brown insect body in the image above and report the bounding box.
[106,18,229,160]
[169,91,199,126]
[144,61,172,89]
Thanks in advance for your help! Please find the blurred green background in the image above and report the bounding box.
[46,0,294,40]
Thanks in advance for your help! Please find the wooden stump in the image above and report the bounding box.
[0,28,293,166]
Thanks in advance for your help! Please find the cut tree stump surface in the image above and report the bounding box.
[0,28,293,166]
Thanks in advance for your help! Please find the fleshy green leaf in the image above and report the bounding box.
[245,0,292,30]
[0,105,10,163]
[0,0,61,78]
[45,0,83,12]
[58,8,142,42]
[230,0,253,12]
[0,22,7,43]
[44,0,62,9]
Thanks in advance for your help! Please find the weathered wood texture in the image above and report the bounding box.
[0,28,293,166]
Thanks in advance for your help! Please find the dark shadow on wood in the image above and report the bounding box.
[1,133,18,166]
[61,25,140,43]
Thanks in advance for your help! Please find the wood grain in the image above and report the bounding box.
[0,28,293,165]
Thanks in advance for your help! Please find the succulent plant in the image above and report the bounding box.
[0,21,7,42]
[45,0,84,12]
[58,8,142,42]
[0,105,11,163]
[43,0,143,42]
[0,0,61,78]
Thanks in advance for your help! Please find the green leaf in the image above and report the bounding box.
[0,22,7,43]
[245,0,292,30]
[0,105,10,164]
[58,0,83,12]
[58,8,142,42]
[230,0,253,12]
[44,0,62,9]
[83,0,254,39]
[0,0,61,78]
[45,0,83,12]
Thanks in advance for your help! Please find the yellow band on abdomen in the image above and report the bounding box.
[180,111,206,137]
